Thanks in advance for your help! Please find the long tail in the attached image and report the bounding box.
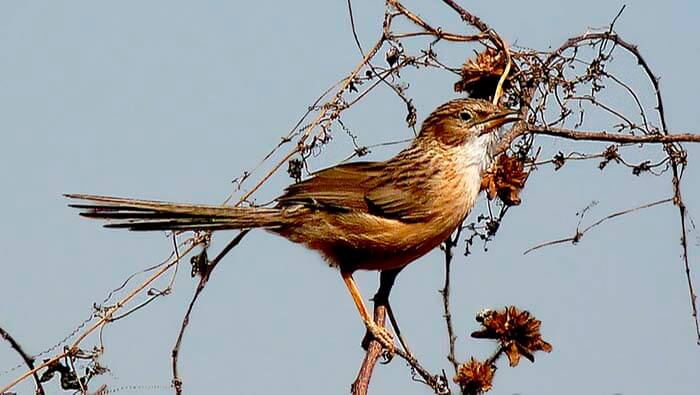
[65,194,284,231]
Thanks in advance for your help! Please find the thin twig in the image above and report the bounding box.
[441,230,462,374]
[171,230,250,394]
[347,0,364,56]
[524,199,673,255]
[394,348,450,394]
[0,241,199,395]
[234,37,385,207]
[440,0,503,48]
[0,325,45,395]
[388,0,485,43]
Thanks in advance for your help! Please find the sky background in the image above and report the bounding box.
[1,1,699,394]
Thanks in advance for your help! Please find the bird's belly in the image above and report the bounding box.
[273,207,468,272]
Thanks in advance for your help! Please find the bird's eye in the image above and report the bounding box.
[459,111,473,122]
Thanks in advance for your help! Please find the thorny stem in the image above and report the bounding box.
[672,176,699,344]
[441,230,462,375]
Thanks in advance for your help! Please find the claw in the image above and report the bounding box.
[365,320,395,360]
[380,350,394,364]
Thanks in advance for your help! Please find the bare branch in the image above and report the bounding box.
[527,126,700,144]
[441,230,462,375]
[1,240,200,395]
[0,325,45,395]
[351,306,387,395]
[524,199,673,255]
[172,230,250,394]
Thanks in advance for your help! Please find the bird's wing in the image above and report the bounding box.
[364,178,433,222]
[277,161,433,222]
[277,161,384,212]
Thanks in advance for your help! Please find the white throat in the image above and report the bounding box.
[461,130,500,175]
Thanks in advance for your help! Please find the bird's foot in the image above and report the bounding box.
[362,320,395,361]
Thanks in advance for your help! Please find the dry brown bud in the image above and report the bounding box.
[480,154,529,206]
[453,357,495,394]
[471,306,552,367]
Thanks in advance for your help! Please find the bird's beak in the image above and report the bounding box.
[478,109,521,135]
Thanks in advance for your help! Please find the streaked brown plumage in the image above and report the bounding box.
[66,98,518,354]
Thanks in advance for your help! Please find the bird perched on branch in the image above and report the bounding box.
[66,98,518,356]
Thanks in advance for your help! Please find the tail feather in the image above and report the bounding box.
[65,194,283,231]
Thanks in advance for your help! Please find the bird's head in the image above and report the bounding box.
[419,98,519,147]
[416,99,519,171]
[417,98,520,171]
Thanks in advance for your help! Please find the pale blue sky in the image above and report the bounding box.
[1,1,699,394]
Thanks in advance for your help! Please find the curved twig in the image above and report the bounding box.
[0,325,45,395]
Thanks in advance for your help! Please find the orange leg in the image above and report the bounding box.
[342,272,395,355]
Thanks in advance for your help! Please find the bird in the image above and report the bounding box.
[66,98,518,355]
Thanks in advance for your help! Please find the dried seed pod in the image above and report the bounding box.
[453,357,495,394]
[455,48,511,100]
[480,154,529,206]
[471,306,553,367]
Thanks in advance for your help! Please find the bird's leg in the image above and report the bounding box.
[361,268,402,351]
[342,271,395,357]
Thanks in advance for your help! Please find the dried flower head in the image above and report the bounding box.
[454,48,510,100]
[453,357,495,394]
[472,306,552,367]
[481,154,529,206]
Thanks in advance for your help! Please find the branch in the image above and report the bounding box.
[441,231,461,375]
[351,305,387,395]
[233,34,385,207]
[393,350,450,394]
[388,0,486,42]
[0,324,45,395]
[439,0,502,48]
[172,230,250,394]
[527,126,700,144]
[352,266,450,394]
[524,199,673,255]
[1,241,199,395]
[524,27,700,341]
[353,304,449,394]
[495,123,699,157]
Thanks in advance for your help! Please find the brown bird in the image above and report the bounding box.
[66,98,518,355]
